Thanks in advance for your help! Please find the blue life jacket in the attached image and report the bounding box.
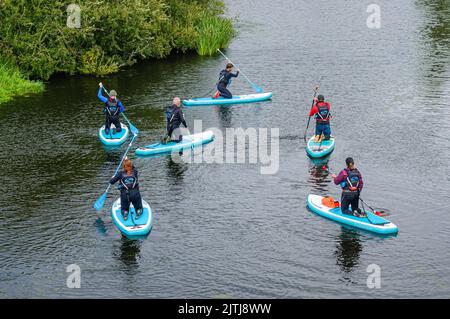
[340,169,360,191]
[119,170,138,190]
[165,105,174,123]
[105,99,120,116]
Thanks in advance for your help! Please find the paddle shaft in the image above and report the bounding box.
[216,49,262,92]
[304,88,319,140]
[108,134,137,190]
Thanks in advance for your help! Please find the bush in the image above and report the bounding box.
[0,0,234,80]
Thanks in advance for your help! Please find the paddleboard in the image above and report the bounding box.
[98,123,129,146]
[135,130,214,156]
[306,136,335,158]
[306,194,398,234]
[182,92,272,106]
[111,198,153,237]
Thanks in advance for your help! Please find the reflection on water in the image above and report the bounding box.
[216,106,234,128]
[166,157,188,185]
[307,157,331,193]
[334,228,362,275]
[116,237,143,268]
[94,218,108,236]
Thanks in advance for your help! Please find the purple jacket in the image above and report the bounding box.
[333,168,363,192]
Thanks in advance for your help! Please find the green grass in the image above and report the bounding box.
[0,58,44,105]
[196,15,234,56]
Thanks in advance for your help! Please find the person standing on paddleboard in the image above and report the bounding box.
[214,63,240,99]
[110,158,143,221]
[165,97,188,143]
[332,157,364,217]
[98,82,124,135]
[309,94,331,142]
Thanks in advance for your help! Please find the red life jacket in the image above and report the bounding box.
[315,102,330,123]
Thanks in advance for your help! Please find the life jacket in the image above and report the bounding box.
[105,99,120,116]
[315,102,330,123]
[119,170,138,190]
[218,70,229,85]
[340,168,360,191]
[165,105,174,123]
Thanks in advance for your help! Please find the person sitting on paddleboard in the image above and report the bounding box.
[332,157,364,217]
[166,97,188,143]
[98,82,124,135]
[309,94,331,142]
[214,63,240,99]
[110,158,143,221]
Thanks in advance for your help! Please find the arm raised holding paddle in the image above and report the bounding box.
[216,49,263,93]
[99,83,139,136]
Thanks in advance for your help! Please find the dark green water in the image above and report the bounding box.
[1,0,450,298]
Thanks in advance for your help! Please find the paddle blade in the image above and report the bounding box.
[365,210,389,225]
[252,83,263,93]
[129,123,139,135]
[93,192,107,211]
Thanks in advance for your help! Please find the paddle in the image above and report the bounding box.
[322,166,388,220]
[101,86,139,135]
[216,49,263,93]
[303,85,320,141]
[359,197,389,217]
[93,134,138,211]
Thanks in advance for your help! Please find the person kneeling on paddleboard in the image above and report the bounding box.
[309,94,331,142]
[164,97,188,143]
[98,82,124,135]
[110,158,143,221]
[214,63,240,99]
[332,157,364,217]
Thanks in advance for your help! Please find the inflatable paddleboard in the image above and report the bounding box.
[306,136,335,158]
[111,198,153,237]
[98,123,129,146]
[135,130,214,156]
[306,194,398,234]
[182,92,272,106]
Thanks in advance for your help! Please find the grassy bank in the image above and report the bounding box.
[0,59,44,105]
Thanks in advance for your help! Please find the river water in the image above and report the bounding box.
[1,0,450,298]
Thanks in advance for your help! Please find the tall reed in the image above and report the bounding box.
[196,15,234,56]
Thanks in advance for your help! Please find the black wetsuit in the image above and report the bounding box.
[217,70,239,99]
[110,167,143,215]
[167,107,187,142]
[104,99,122,135]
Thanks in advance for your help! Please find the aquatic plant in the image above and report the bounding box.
[0,58,44,105]
[196,14,234,56]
